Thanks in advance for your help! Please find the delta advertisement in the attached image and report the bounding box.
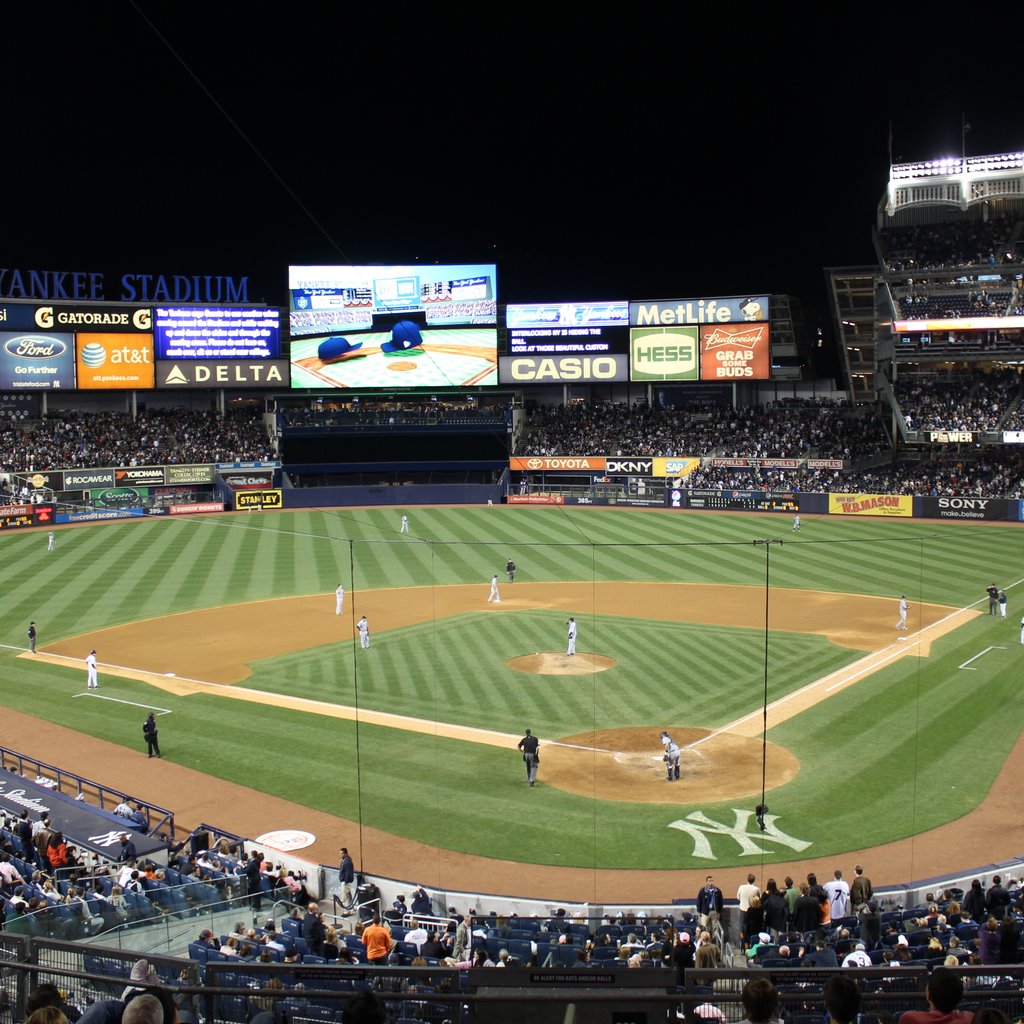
[828,493,913,517]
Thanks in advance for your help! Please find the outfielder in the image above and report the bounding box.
[566,617,577,655]
[400,514,409,534]
[335,584,345,616]
[488,574,501,603]
[792,515,800,532]
[86,650,98,689]
[47,531,55,551]
[357,616,370,650]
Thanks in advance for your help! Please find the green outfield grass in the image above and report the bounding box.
[1,506,1022,870]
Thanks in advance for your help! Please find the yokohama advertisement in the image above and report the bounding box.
[918,497,1012,520]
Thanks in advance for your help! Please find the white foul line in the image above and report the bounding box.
[959,646,1007,671]
[686,583,1022,753]
[72,693,173,714]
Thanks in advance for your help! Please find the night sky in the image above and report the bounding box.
[5,7,1021,332]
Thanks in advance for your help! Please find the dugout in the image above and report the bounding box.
[466,966,676,1024]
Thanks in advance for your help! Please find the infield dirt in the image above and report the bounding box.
[18,580,991,903]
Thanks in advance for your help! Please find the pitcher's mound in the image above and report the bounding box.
[508,653,616,675]
[542,726,800,804]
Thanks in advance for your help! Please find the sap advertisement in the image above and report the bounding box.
[288,264,498,390]
[154,307,281,359]
[0,332,76,389]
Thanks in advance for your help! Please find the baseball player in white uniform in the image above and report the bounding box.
[400,515,409,533]
[47,531,55,551]
[566,617,577,655]
[792,515,800,532]
[335,584,345,616]
[86,650,98,688]
[896,595,909,630]
[357,616,370,650]
[663,736,681,781]
[488,575,501,603]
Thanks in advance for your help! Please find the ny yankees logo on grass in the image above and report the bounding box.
[668,809,811,860]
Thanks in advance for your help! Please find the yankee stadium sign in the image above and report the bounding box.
[0,267,249,304]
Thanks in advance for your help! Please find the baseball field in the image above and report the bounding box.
[2,505,1023,902]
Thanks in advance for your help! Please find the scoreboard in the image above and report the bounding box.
[0,503,54,529]
[682,489,799,512]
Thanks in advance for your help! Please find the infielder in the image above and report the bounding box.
[357,616,370,650]
[517,728,540,786]
[335,584,345,616]
[488,574,501,603]
[86,650,98,689]
[47,531,55,551]
[999,590,1008,618]
[400,515,409,534]
[566,617,577,655]
[896,595,909,631]
[663,736,681,781]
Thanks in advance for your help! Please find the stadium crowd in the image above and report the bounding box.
[518,400,891,462]
[896,369,1022,432]
[0,409,275,474]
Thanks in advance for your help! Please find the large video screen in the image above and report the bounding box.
[290,326,497,389]
[154,307,281,359]
[288,264,497,389]
[288,264,497,336]
[506,301,629,354]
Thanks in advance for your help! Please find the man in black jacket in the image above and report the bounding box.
[696,875,724,925]
[302,901,326,957]
[986,875,1011,920]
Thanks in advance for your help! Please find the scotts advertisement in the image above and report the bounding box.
[90,487,149,508]
[0,332,76,389]
[699,323,770,379]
